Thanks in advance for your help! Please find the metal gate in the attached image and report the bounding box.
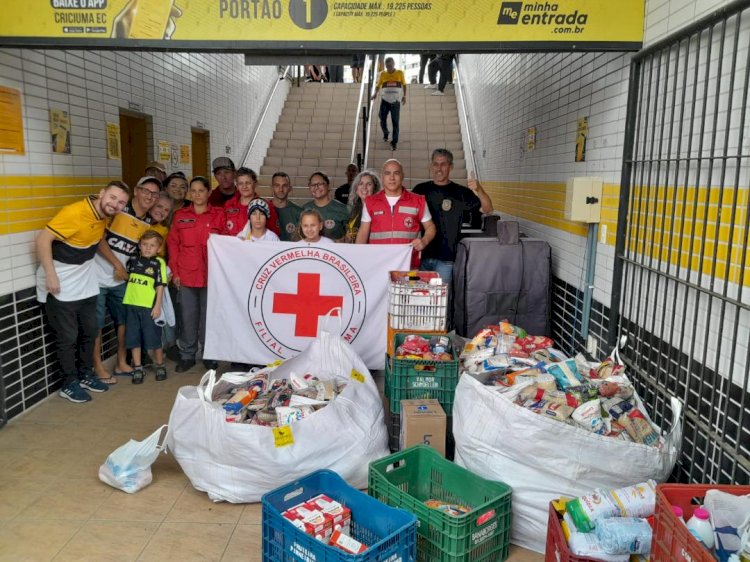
[610,0,750,485]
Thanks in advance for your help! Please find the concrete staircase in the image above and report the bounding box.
[365,84,466,189]
[256,82,466,203]
[257,82,361,203]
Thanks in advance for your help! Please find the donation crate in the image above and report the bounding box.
[262,470,416,562]
[368,445,511,562]
[385,334,460,416]
[651,483,750,562]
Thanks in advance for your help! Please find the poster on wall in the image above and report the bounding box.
[171,143,179,169]
[0,1,645,52]
[158,140,171,162]
[575,117,588,162]
[180,144,190,164]
[49,108,71,154]
[106,122,121,160]
[526,127,536,152]
[0,86,25,155]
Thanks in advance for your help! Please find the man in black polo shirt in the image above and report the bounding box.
[413,148,493,283]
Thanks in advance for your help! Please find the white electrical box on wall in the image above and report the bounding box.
[565,176,603,223]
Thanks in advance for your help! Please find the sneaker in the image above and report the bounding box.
[175,359,196,373]
[424,84,438,89]
[59,380,92,403]
[155,364,168,382]
[391,142,397,151]
[132,366,144,385]
[79,374,109,393]
[431,90,445,96]
[383,134,389,142]
[203,359,218,370]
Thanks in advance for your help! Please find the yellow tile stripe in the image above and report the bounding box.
[483,179,750,286]
[0,176,116,236]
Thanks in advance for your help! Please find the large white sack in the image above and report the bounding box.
[453,374,682,553]
[166,328,389,502]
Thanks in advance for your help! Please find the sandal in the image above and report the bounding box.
[132,366,144,385]
[97,376,118,385]
[113,369,134,377]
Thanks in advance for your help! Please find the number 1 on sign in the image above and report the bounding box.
[303,0,311,24]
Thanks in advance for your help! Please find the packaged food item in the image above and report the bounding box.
[572,399,606,434]
[290,372,317,389]
[594,517,652,555]
[567,480,656,532]
[430,335,451,354]
[626,408,659,446]
[545,358,583,389]
[283,503,332,541]
[424,499,472,516]
[275,406,314,426]
[223,388,259,414]
[308,494,352,535]
[525,398,575,421]
[595,377,635,399]
[329,529,367,553]
[591,359,625,379]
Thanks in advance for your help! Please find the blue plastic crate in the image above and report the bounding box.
[262,469,417,562]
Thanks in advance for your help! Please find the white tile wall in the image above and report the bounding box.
[458,0,746,384]
[0,49,281,297]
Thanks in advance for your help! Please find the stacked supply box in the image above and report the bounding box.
[385,331,459,457]
[386,271,452,455]
[369,445,512,562]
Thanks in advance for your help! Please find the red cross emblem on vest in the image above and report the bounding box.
[272,272,343,337]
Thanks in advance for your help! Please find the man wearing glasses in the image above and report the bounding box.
[92,176,160,383]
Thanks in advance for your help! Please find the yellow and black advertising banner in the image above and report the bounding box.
[0,0,644,51]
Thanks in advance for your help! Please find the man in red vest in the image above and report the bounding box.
[356,159,435,268]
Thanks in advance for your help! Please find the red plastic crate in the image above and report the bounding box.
[544,502,602,562]
[651,483,750,562]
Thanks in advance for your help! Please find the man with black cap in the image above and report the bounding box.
[208,156,238,207]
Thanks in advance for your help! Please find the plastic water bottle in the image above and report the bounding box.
[594,517,652,555]
[686,507,715,550]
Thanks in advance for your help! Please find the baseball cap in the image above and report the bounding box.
[136,176,163,190]
[145,161,166,173]
[212,156,236,174]
[247,198,270,218]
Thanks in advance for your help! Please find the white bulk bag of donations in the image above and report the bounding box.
[452,374,682,552]
[166,327,389,503]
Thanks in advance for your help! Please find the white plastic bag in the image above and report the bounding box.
[453,374,682,552]
[166,328,389,503]
[98,425,167,493]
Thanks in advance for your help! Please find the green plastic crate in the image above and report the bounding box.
[386,334,460,415]
[368,445,512,562]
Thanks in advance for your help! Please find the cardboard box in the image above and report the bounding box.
[399,399,446,456]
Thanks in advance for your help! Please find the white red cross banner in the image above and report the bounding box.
[204,236,411,369]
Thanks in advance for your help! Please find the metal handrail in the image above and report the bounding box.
[454,56,480,177]
[350,55,370,166]
[240,65,291,168]
[363,54,380,169]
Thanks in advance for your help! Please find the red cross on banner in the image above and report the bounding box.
[272,272,343,337]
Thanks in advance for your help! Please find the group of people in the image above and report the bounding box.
[36,146,492,405]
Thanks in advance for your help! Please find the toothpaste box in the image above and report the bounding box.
[329,529,367,554]
[282,503,333,541]
[307,494,352,535]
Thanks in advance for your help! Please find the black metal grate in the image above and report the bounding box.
[610,0,750,484]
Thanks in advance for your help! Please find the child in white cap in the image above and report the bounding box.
[237,198,280,242]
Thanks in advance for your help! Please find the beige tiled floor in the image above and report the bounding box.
[0,363,544,561]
